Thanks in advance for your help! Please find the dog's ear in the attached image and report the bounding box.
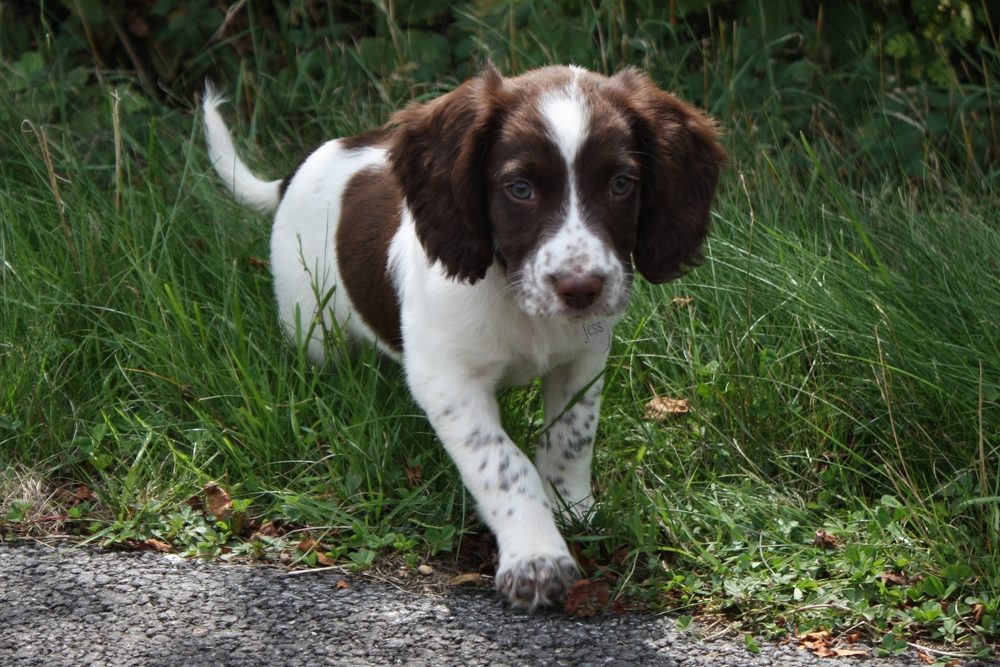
[612,69,725,284]
[389,64,505,283]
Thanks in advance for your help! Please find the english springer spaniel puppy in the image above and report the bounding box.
[203,64,724,610]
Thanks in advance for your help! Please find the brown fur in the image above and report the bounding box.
[388,64,507,283]
[336,164,404,351]
[607,68,726,283]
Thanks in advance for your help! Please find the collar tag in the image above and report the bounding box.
[580,319,611,353]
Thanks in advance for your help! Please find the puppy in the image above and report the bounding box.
[203,64,724,609]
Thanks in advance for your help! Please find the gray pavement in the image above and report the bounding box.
[0,541,990,666]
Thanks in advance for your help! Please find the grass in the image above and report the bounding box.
[1,1,998,662]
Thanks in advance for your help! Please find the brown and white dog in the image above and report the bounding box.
[203,64,724,610]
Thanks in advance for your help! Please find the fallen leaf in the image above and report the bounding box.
[812,530,839,550]
[564,579,610,618]
[449,573,482,586]
[797,630,869,659]
[611,546,630,566]
[645,396,691,421]
[247,256,269,273]
[972,602,985,624]
[404,463,423,487]
[335,579,350,590]
[185,493,204,511]
[144,539,172,553]
[569,542,597,573]
[252,521,283,539]
[204,482,232,520]
[612,598,627,616]
[917,652,935,664]
[671,296,695,308]
[832,648,869,657]
[879,571,908,587]
[297,539,336,566]
[797,630,833,651]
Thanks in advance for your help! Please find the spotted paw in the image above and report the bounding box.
[495,554,581,610]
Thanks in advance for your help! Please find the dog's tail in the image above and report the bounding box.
[202,82,282,213]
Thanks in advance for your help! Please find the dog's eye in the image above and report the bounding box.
[506,181,535,202]
[610,174,635,197]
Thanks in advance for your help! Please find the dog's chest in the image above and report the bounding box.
[493,317,613,388]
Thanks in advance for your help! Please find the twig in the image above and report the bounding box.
[212,0,248,41]
[872,319,921,506]
[791,602,853,614]
[281,565,350,577]
[21,120,77,266]
[111,88,123,214]
[906,640,978,659]
[978,361,988,509]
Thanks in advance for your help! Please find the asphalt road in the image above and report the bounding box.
[0,541,990,666]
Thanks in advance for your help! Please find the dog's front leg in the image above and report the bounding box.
[535,351,609,520]
[405,358,579,610]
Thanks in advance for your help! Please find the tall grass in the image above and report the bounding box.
[1,0,997,655]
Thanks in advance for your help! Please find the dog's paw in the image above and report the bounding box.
[495,554,580,611]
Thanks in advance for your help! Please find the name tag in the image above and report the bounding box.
[580,319,611,353]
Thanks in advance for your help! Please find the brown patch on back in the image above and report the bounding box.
[341,127,394,151]
[336,163,403,352]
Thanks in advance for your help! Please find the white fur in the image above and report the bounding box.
[202,84,282,213]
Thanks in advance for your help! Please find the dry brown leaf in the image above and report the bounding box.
[335,579,350,590]
[564,579,610,618]
[297,539,336,566]
[404,463,423,487]
[204,482,232,520]
[645,396,691,422]
[449,573,482,587]
[798,630,869,659]
[798,630,833,651]
[917,652,935,664]
[252,521,283,539]
[185,493,204,511]
[832,648,869,657]
[671,296,695,308]
[247,256,269,273]
[812,530,840,550]
[144,539,172,553]
[972,602,986,624]
[879,571,908,587]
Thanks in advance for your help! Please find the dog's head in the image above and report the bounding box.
[390,64,725,318]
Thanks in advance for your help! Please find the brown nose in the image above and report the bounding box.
[552,274,604,309]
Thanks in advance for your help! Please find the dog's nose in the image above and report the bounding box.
[552,273,604,309]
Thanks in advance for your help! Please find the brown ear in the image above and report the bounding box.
[613,69,726,284]
[388,65,505,283]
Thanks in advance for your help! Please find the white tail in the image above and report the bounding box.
[202,83,282,213]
